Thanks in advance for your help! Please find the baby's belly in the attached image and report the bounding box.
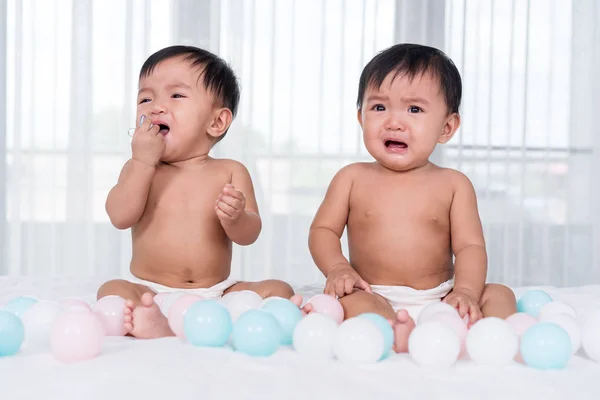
[130,222,232,289]
[348,225,453,289]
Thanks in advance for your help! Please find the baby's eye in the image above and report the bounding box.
[372,104,385,112]
[408,106,422,113]
[138,98,151,104]
[172,93,185,99]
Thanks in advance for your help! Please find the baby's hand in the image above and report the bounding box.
[325,263,372,298]
[443,289,482,324]
[216,184,246,223]
[131,114,165,166]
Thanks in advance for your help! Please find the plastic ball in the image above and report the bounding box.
[306,294,344,324]
[505,313,538,337]
[225,290,263,322]
[167,294,203,338]
[261,299,302,345]
[417,301,459,325]
[261,296,286,306]
[59,298,92,312]
[21,301,62,349]
[4,296,38,318]
[333,317,384,363]
[0,310,25,356]
[408,322,460,367]
[539,301,577,320]
[520,322,571,369]
[156,292,186,317]
[427,312,468,354]
[51,311,103,363]
[292,313,338,360]
[358,313,394,360]
[517,290,552,318]
[93,295,126,336]
[466,317,518,365]
[184,300,232,347]
[541,314,580,354]
[581,311,600,362]
[231,310,282,357]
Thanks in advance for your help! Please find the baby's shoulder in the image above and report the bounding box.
[432,166,475,192]
[333,162,376,180]
[210,158,250,173]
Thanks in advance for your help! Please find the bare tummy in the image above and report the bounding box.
[130,161,232,288]
[347,163,455,289]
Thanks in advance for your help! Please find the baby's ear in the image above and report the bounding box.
[207,108,233,139]
[438,113,460,144]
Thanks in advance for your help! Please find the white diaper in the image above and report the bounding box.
[127,272,237,301]
[370,278,455,320]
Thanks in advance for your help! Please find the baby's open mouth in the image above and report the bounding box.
[158,124,170,135]
[385,139,407,149]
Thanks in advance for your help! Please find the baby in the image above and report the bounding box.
[308,44,517,352]
[98,45,300,338]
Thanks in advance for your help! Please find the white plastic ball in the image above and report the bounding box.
[408,322,460,367]
[541,314,581,354]
[539,301,577,320]
[333,317,384,363]
[417,302,459,325]
[581,311,600,362]
[466,317,518,365]
[225,290,263,322]
[292,313,338,360]
[21,301,62,350]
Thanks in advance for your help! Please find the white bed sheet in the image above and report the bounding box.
[1,276,600,400]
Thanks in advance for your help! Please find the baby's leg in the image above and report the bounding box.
[225,279,302,305]
[97,279,174,339]
[339,290,415,353]
[479,283,517,319]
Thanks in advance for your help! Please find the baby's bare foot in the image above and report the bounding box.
[123,292,174,339]
[391,309,416,353]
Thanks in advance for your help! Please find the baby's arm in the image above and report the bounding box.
[448,171,487,302]
[105,159,156,229]
[216,162,261,246]
[309,165,371,296]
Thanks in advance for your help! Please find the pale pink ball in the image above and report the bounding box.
[59,298,92,312]
[153,293,167,308]
[167,294,203,338]
[93,295,126,336]
[307,294,344,324]
[505,312,538,337]
[51,311,103,363]
[428,312,468,355]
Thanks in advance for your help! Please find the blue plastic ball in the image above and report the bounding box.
[520,322,571,370]
[4,296,38,318]
[231,310,282,356]
[358,312,394,360]
[261,299,302,345]
[0,310,25,356]
[517,290,552,317]
[183,300,232,347]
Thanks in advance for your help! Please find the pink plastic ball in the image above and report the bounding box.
[59,298,92,312]
[506,313,538,337]
[168,294,203,338]
[153,293,167,308]
[428,312,468,355]
[93,295,126,336]
[306,294,344,324]
[51,311,103,363]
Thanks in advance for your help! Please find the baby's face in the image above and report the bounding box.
[137,57,216,161]
[358,71,458,171]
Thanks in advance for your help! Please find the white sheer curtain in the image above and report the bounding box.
[2,0,599,287]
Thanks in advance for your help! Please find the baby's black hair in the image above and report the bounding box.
[140,45,240,140]
[357,43,462,114]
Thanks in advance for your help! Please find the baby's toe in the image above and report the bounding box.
[140,292,155,307]
[395,309,410,323]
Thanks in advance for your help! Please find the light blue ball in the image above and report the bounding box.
[517,290,552,317]
[183,300,232,347]
[261,299,302,345]
[4,296,38,318]
[0,310,25,356]
[359,313,394,360]
[520,322,571,370]
[232,310,282,356]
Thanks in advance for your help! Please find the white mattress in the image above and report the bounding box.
[1,276,600,400]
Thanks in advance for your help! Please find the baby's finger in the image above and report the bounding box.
[344,278,354,295]
[470,304,482,323]
[457,300,469,318]
[215,207,232,221]
[355,278,372,293]
[224,185,244,200]
[444,296,458,309]
[219,194,242,210]
[216,198,236,216]
[334,280,346,298]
